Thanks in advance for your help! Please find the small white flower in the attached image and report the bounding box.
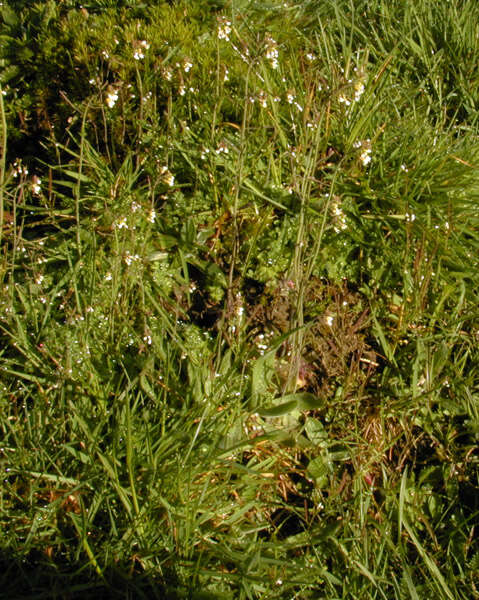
[178,85,186,96]
[104,272,112,281]
[264,34,279,69]
[162,66,173,81]
[106,88,118,108]
[360,149,372,166]
[354,81,365,102]
[115,217,128,229]
[31,176,42,195]
[13,160,28,177]
[355,139,372,167]
[183,58,193,72]
[148,209,156,223]
[325,315,334,327]
[216,141,229,154]
[124,252,140,266]
[286,90,295,104]
[331,198,347,232]
[217,17,232,41]
[35,274,44,285]
[134,50,144,60]
[160,166,175,186]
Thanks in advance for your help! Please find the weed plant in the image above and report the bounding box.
[0,0,478,598]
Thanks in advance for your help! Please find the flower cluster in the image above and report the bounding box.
[106,86,119,109]
[264,34,279,69]
[12,159,28,178]
[160,166,175,186]
[31,175,42,195]
[133,40,150,60]
[217,16,232,41]
[354,80,365,102]
[330,196,347,232]
[354,139,372,167]
[124,251,141,266]
[339,68,367,106]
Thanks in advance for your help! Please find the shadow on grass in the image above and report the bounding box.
[0,549,192,600]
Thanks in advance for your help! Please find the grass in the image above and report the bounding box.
[0,0,478,598]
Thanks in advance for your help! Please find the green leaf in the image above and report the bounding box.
[307,454,331,488]
[257,399,298,417]
[304,417,328,446]
[296,392,325,411]
[1,6,20,28]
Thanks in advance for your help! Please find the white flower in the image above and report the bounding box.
[106,88,118,108]
[31,176,42,195]
[115,217,128,229]
[134,50,144,60]
[148,209,156,223]
[124,252,140,266]
[286,91,295,104]
[354,139,372,167]
[354,81,365,102]
[13,160,28,177]
[160,166,175,186]
[216,141,229,154]
[217,16,232,41]
[331,198,347,232]
[183,58,193,72]
[360,149,372,166]
[264,34,279,69]
[162,66,173,81]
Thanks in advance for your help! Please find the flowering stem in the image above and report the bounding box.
[0,84,6,249]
